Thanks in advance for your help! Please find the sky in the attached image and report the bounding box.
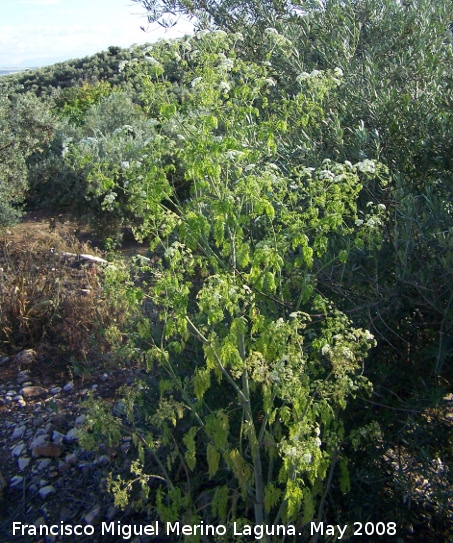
[0,0,194,68]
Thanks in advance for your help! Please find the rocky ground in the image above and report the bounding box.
[0,350,160,543]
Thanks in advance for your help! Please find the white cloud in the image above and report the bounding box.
[0,19,193,67]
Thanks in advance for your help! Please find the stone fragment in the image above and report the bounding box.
[16,370,31,383]
[38,485,56,499]
[32,443,63,458]
[11,442,25,457]
[83,505,101,525]
[94,454,110,467]
[63,381,74,392]
[65,428,79,442]
[12,349,37,367]
[11,425,26,439]
[45,422,54,434]
[50,387,62,395]
[65,453,78,465]
[52,430,65,444]
[74,414,86,428]
[106,505,118,521]
[33,416,44,427]
[18,457,31,471]
[30,434,48,449]
[36,459,52,471]
[9,475,24,488]
[21,386,47,399]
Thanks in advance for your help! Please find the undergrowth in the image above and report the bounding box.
[0,221,135,373]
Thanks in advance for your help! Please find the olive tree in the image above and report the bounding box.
[0,92,54,226]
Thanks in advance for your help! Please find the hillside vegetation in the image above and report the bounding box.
[1,0,452,540]
[0,44,152,96]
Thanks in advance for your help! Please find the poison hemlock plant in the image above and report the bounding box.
[80,29,388,538]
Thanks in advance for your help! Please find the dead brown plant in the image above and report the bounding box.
[0,220,125,370]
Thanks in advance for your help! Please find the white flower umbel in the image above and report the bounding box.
[191,77,203,87]
[219,81,231,93]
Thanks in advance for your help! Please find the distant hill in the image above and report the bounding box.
[0,67,36,76]
[0,44,153,96]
